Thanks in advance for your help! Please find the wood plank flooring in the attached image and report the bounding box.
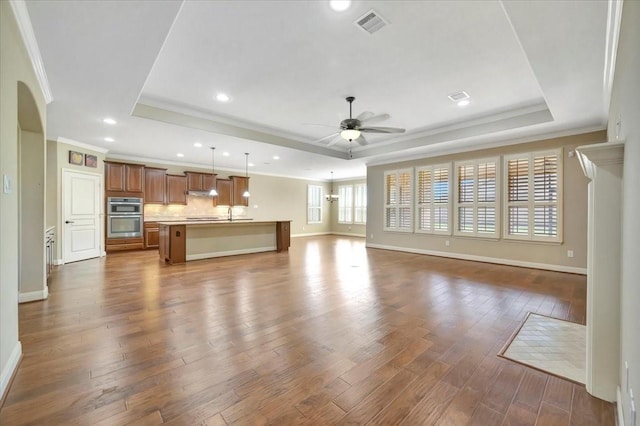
[1,236,615,425]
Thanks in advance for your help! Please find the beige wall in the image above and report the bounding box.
[329,178,367,237]
[608,0,640,421]
[367,131,606,272]
[0,1,47,397]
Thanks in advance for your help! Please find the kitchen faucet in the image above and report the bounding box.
[228,207,232,221]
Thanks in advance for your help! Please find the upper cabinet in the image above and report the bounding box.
[186,172,216,192]
[230,176,249,206]
[166,175,187,205]
[105,162,144,194]
[144,167,166,204]
[214,179,232,206]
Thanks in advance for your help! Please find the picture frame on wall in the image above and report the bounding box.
[85,154,98,168]
[69,150,83,165]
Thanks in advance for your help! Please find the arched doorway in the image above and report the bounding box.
[17,81,47,302]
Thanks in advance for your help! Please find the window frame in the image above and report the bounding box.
[384,168,413,232]
[453,157,500,239]
[503,149,563,243]
[307,184,323,224]
[415,163,452,235]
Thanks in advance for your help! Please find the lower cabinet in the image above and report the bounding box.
[159,224,186,264]
[144,222,159,249]
[106,237,144,252]
[276,221,291,252]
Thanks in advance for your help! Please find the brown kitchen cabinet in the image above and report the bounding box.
[106,237,144,252]
[214,178,232,206]
[144,222,159,249]
[186,172,216,192]
[276,221,291,252]
[166,175,187,205]
[105,162,144,194]
[144,167,167,204]
[159,224,186,264]
[230,176,249,206]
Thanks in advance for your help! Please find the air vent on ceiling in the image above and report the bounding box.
[354,10,388,35]
[448,91,470,102]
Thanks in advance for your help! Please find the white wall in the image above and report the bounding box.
[607,0,640,421]
[0,1,47,399]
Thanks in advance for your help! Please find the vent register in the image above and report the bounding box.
[355,10,388,34]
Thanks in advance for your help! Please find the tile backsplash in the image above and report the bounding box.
[144,196,248,219]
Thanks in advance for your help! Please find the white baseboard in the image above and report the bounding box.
[331,232,366,238]
[186,246,276,261]
[54,258,63,266]
[292,232,331,238]
[617,386,625,426]
[18,286,48,303]
[366,243,587,275]
[0,341,22,401]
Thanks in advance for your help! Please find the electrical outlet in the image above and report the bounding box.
[567,250,574,258]
[370,233,374,239]
[348,226,351,231]
[253,204,258,209]
[3,174,11,194]
[302,226,305,231]
[445,240,450,247]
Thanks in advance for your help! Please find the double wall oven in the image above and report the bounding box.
[107,197,142,238]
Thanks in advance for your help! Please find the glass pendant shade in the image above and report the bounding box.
[243,152,250,197]
[340,129,361,141]
[209,147,218,197]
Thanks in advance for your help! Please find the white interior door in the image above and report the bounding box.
[63,169,101,263]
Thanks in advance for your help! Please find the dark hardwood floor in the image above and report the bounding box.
[1,236,614,425]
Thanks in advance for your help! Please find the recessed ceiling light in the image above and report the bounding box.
[457,99,470,107]
[273,155,280,160]
[223,152,230,156]
[104,137,114,142]
[103,117,117,125]
[330,0,351,12]
[176,153,184,157]
[216,93,230,102]
[193,142,202,147]
[248,163,255,167]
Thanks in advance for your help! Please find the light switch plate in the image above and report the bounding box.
[3,174,11,194]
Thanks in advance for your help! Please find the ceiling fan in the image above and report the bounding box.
[312,96,405,147]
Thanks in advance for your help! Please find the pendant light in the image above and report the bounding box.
[326,171,339,203]
[242,152,250,198]
[208,147,218,196]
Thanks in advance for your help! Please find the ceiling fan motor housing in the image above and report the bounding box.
[340,118,361,130]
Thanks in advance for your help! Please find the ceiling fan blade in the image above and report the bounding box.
[355,135,368,146]
[326,135,344,146]
[355,111,375,121]
[360,113,390,125]
[360,126,406,134]
[303,123,338,129]
[312,132,339,144]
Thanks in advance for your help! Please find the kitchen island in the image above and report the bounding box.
[157,220,291,264]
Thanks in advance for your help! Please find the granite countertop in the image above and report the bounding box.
[156,219,291,225]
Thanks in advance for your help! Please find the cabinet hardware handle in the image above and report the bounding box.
[65,220,74,224]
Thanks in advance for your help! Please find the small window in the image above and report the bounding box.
[307,184,323,224]
[338,185,353,224]
[416,164,451,234]
[384,169,413,232]
[503,149,562,242]
[453,158,499,238]
[354,183,367,224]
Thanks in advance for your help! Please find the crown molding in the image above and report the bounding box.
[56,137,109,154]
[9,0,53,104]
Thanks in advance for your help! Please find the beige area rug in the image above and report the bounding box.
[499,312,586,384]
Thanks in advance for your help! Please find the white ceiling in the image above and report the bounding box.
[24,0,612,180]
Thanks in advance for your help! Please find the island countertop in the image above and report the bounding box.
[158,220,291,264]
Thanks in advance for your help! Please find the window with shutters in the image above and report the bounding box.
[354,184,367,224]
[453,158,499,238]
[503,149,562,242]
[415,164,451,234]
[307,184,323,224]
[384,169,413,232]
[338,185,353,223]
